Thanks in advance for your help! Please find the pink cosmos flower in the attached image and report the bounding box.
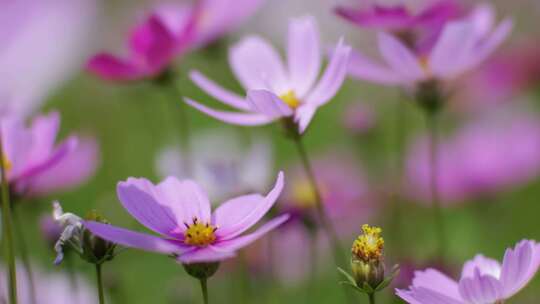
[0,263,98,303]
[335,0,463,32]
[1,112,99,198]
[397,239,540,303]
[87,0,265,82]
[405,110,540,205]
[85,172,289,264]
[185,16,351,133]
[347,3,512,86]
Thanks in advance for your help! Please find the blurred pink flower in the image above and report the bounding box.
[87,0,266,82]
[397,239,540,303]
[0,0,98,116]
[156,129,272,201]
[457,41,540,111]
[85,172,288,264]
[0,263,97,303]
[1,112,99,198]
[343,103,377,134]
[185,16,351,133]
[405,110,540,205]
[347,3,511,86]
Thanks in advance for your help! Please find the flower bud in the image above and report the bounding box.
[350,224,385,290]
[183,262,220,280]
[80,210,116,264]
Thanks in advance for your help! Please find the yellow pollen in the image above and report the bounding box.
[292,179,317,208]
[1,153,12,172]
[351,224,384,262]
[184,218,217,247]
[280,90,301,109]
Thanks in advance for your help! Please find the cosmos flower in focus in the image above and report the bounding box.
[397,239,540,303]
[0,0,98,116]
[156,129,272,201]
[0,263,98,304]
[85,172,289,264]
[185,16,351,133]
[405,110,540,205]
[87,0,266,82]
[1,112,99,199]
[347,3,512,86]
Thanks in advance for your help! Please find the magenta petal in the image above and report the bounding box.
[177,246,236,264]
[215,214,289,252]
[184,98,274,126]
[117,177,180,237]
[87,53,145,81]
[129,15,176,69]
[189,70,250,111]
[246,90,293,118]
[214,171,284,240]
[306,38,351,106]
[84,221,185,255]
[23,137,99,197]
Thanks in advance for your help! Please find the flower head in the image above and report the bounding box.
[85,172,289,264]
[352,224,384,263]
[185,16,351,133]
[1,112,98,199]
[397,239,540,303]
[347,3,512,86]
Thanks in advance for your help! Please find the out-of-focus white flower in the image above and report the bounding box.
[156,129,273,201]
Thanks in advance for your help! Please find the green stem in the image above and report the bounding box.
[199,278,209,304]
[292,136,344,265]
[0,134,18,304]
[425,111,446,259]
[12,208,36,304]
[96,264,105,304]
[368,293,375,304]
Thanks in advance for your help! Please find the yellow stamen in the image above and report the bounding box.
[352,224,384,262]
[292,179,318,208]
[2,153,12,172]
[280,90,301,109]
[184,218,217,247]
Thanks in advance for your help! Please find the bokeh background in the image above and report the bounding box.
[5,0,540,303]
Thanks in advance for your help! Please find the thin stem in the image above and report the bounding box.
[199,278,209,304]
[0,134,18,304]
[425,112,446,259]
[292,136,344,265]
[368,293,375,304]
[12,208,36,304]
[96,264,105,304]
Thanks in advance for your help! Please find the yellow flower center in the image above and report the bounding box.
[292,179,317,208]
[184,218,217,247]
[2,153,12,172]
[352,224,384,262]
[280,90,301,109]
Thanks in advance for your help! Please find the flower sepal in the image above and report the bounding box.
[183,262,220,280]
[338,264,399,294]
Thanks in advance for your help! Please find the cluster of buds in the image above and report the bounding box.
[52,201,116,266]
[338,224,398,297]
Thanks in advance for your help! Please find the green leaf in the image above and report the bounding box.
[339,281,366,294]
[337,267,357,285]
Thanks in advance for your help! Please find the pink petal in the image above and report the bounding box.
[215,214,289,251]
[500,240,538,298]
[347,49,404,85]
[228,35,288,92]
[86,53,145,81]
[116,177,181,237]
[470,19,513,68]
[246,90,293,118]
[377,32,424,81]
[411,269,461,300]
[287,16,321,98]
[458,270,502,303]
[212,193,265,228]
[177,245,235,264]
[128,15,176,69]
[155,177,212,226]
[84,221,185,255]
[26,111,60,164]
[306,38,351,106]
[23,137,99,197]
[398,287,464,304]
[294,104,317,134]
[461,254,502,280]
[189,70,249,111]
[213,171,284,240]
[184,98,275,126]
